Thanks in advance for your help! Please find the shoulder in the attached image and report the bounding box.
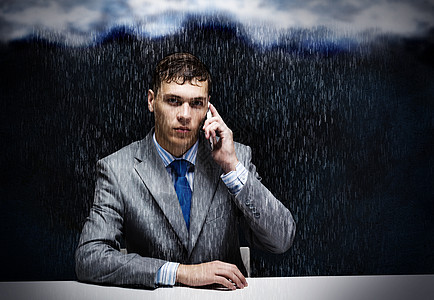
[98,139,144,168]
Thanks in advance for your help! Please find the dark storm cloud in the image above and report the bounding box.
[1,0,433,44]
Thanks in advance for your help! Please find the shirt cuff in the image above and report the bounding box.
[155,262,180,286]
[221,162,249,195]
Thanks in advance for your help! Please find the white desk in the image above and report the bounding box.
[2,275,433,300]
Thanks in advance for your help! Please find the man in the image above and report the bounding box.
[75,52,296,289]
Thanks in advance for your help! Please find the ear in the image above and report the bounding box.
[148,89,155,112]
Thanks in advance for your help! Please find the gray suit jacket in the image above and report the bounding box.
[75,130,295,288]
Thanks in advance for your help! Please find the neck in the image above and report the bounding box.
[154,135,196,158]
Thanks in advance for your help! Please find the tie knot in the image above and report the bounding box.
[170,159,190,177]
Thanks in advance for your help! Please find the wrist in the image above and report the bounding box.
[222,158,239,174]
[176,264,187,284]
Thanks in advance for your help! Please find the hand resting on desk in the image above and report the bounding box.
[176,260,248,290]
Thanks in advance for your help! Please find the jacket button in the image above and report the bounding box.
[254,212,260,218]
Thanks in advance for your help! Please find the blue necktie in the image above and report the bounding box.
[170,159,192,230]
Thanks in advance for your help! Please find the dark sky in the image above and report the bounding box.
[1,0,434,45]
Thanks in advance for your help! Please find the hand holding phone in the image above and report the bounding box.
[203,102,239,173]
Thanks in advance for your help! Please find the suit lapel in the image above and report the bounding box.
[188,136,222,255]
[134,131,189,250]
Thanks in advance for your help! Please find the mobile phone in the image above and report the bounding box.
[207,102,214,150]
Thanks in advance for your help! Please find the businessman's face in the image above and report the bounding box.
[148,79,209,157]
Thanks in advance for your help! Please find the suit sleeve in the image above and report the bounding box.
[75,159,166,288]
[233,145,296,254]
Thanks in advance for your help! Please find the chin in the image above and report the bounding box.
[170,138,192,151]
[170,132,198,149]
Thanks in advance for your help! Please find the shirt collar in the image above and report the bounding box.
[153,132,198,168]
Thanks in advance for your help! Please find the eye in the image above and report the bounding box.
[166,98,181,106]
[190,100,204,108]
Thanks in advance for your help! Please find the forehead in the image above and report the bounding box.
[159,80,208,98]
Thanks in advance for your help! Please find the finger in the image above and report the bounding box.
[202,116,219,131]
[214,276,236,290]
[217,268,245,289]
[209,104,229,128]
[231,266,248,287]
[209,103,221,118]
[211,135,218,148]
[203,122,212,139]
[204,121,221,140]
[226,263,246,283]
[216,264,246,288]
[228,264,247,287]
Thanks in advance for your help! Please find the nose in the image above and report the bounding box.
[177,102,191,124]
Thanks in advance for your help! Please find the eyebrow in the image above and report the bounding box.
[163,94,181,100]
[163,94,206,101]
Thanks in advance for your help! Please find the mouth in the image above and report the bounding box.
[174,127,191,134]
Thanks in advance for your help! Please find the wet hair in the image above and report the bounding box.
[152,52,212,95]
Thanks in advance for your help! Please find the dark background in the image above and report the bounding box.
[1,17,433,280]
